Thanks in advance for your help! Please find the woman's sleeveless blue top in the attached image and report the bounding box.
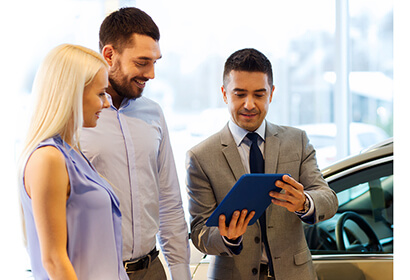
[20,136,128,279]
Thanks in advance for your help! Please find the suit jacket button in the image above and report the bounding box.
[254,237,260,244]
[252,268,258,275]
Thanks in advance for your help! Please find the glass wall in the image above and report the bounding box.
[0,0,394,277]
[136,0,393,174]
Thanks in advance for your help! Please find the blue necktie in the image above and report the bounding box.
[247,133,274,277]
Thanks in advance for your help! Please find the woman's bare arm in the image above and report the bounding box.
[25,146,78,280]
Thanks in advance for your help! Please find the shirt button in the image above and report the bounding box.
[254,237,260,244]
[252,268,258,275]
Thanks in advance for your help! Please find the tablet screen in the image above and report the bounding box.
[206,173,287,227]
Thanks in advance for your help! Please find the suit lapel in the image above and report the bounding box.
[219,122,281,179]
[219,122,281,224]
[264,122,282,222]
[220,124,246,181]
[264,122,280,174]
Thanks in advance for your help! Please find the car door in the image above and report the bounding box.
[304,155,393,280]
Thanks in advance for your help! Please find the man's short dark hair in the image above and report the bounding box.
[99,7,160,53]
[223,48,273,87]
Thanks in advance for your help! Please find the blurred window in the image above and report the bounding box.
[1,0,393,277]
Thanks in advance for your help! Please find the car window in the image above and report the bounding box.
[337,183,368,206]
[304,160,393,255]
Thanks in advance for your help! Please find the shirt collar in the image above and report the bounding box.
[106,94,132,111]
[228,119,266,147]
[106,93,115,109]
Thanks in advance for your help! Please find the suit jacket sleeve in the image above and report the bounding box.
[186,148,236,256]
[298,129,338,224]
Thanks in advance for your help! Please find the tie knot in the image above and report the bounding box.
[247,132,259,144]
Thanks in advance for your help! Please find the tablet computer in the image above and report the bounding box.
[206,173,287,227]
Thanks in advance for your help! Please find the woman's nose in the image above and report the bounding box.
[102,93,110,108]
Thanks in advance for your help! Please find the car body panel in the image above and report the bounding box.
[314,256,393,280]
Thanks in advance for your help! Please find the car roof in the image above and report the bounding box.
[321,138,393,179]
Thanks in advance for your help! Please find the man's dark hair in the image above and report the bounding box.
[223,48,273,87]
[99,7,160,52]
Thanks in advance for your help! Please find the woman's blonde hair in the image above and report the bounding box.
[18,43,108,179]
[18,44,108,246]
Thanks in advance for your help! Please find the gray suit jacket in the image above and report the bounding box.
[186,122,338,280]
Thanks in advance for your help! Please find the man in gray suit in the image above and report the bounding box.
[186,48,338,280]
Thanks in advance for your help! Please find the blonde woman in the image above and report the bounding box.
[18,44,129,280]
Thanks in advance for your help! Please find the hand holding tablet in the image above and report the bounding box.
[206,173,289,227]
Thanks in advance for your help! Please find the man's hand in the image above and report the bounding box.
[218,209,255,241]
[269,175,306,212]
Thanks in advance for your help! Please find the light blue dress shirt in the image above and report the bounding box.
[80,95,191,279]
[20,136,128,280]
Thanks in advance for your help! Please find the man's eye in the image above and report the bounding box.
[136,62,148,67]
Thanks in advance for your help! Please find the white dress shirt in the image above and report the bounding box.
[80,95,191,279]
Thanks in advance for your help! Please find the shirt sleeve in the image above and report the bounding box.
[156,113,191,280]
[222,236,243,255]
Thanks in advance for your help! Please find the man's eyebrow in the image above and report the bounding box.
[134,55,163,61]
[233,88,247,92]
[232,88,267,92]
[254,88,268,92]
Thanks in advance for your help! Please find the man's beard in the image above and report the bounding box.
[109,61,144,100]
[109,75,143,100]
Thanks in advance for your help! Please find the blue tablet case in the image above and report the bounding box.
[206,173,287,227]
